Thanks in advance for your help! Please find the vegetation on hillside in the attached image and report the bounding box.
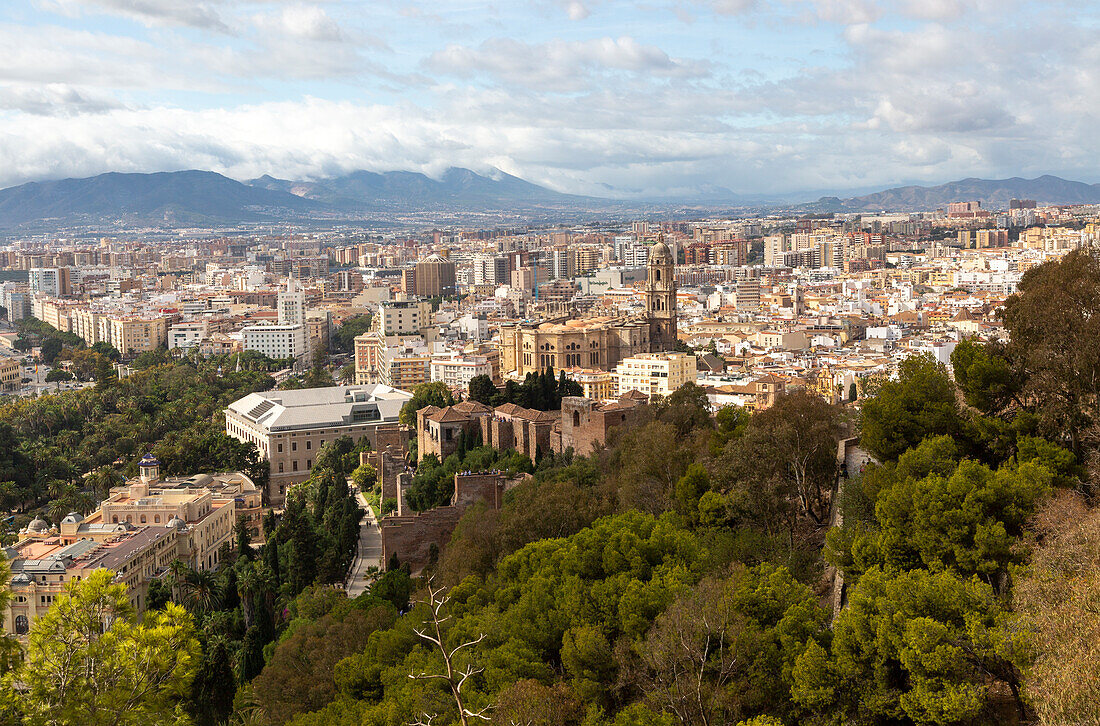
[0,251,1097,726]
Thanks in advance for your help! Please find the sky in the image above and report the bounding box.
[1,0,1099,197]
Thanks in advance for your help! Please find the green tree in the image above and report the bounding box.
[467,374,498,405]
[828,436,1052,589]
[333,314,373,354]
[399,381,456,426]
[186,639,236,726]
[631,564,828,725]
[350,462,377,491]
[950,338,1021,416]
[1001,250,1100,455]
[793,566,1026,724]
[14,569,200,726]
[860,354,965,462]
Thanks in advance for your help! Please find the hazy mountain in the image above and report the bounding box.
[0,170,327,229]
[248,167,591,210]
[807,175,1100,212]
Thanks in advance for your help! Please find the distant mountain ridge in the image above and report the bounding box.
[807,175,1100,212]
[247,167,590,210]
[0,167,602,230]
[0,170,324,229]
[2,169,1100,230]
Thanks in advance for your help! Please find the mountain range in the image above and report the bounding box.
[806,175,1100,212]
[1,169,1099,230]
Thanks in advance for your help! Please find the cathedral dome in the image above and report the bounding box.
[649,240,673,262]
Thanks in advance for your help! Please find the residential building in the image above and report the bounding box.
[0,357,19,391]
[378,300,432,335]
[431,354,494,390]
[414,254,456,298]
[28,267,71,298]
[614,352,697,398]
[241,323,310,363]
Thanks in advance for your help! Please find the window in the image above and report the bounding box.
[278,462,284,473]
[140,515,146,523]
[292,461,298,472]
[305,440,311,450]
[292,442,297,452]
[277,443,283,453]
[154,515,160,523]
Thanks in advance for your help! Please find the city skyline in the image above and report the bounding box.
[3,0,1099,197]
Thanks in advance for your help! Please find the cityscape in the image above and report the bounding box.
[0,1,1097,726]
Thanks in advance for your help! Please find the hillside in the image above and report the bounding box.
[807,174,1100,212]
[0,170,325,229]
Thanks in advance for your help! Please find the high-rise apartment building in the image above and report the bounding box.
[414,254,457,298]
[28,267,71,297]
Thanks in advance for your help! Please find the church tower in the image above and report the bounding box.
[645,236,677,351]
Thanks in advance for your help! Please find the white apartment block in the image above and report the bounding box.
[614,352,697,399]
[168,321,209,350]
[430,354,493,389]
[241,324,310,362]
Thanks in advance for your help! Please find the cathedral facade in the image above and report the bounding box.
[500,239,678,378]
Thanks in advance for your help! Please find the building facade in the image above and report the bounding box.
[225,385,412,503]
[614,352,697,398]
[500,238,679,378]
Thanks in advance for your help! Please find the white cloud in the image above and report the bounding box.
[426,36,709,92]
[253,4,345,42]
[36,0,232,32]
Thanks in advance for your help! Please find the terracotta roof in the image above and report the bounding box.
[453,400,492,414]
[426,407,471,423]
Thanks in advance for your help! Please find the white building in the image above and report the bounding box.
[614,352,697,398]
[168,321,208,350]
[277,278,306,326]
[430,354,493,390]
[28,268,68,297]
[241,324,310,362]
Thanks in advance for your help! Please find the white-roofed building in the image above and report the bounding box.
[224,384,412,503]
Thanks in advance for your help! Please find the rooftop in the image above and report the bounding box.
[227,384,412,432]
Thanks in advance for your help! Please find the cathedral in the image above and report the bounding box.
[500,238,678,378]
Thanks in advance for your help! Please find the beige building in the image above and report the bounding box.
[614,352,697,398]
[95,456,236,571]
[6,524,181,636]
[414,254,456,298]
[107,315,171,356]
[500,238,677,378]
[378,300,432,336]
[0,357,19,392]
[563,368,616,401]
[225,385,412,503]
[5,456,246,637]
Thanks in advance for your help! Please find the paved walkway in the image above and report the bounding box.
[346,489,383,598]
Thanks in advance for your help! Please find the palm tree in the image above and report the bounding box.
[179,568,221,615]
[86,466,124,501]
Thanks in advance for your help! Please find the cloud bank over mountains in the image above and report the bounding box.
[1,0,1098,197]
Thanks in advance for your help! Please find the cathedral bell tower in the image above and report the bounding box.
[645,236,677,351]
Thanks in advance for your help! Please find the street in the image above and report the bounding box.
[345,489,382,598]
